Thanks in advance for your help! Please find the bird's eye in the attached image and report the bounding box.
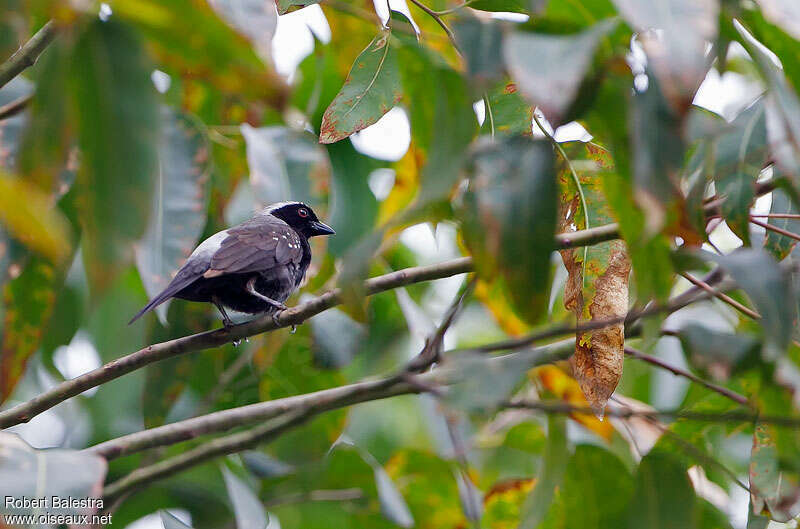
[298,208,309,218]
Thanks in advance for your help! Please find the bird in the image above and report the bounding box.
[129,201,334,327]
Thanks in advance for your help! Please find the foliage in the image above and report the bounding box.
[1,1,800,528]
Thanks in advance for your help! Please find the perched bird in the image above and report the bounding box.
[130,201,334,327]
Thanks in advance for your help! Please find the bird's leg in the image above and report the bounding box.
[212,297,234,329]
[245,277,288,327]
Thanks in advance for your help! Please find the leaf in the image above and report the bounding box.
[626,451,696,529]
[0,432,107,516]
[532,365,615,439]
[518,415,568,528]
[469,0,528,13]
[753,0,800,41]
[503,18,618,125]
[134,108,211,324]
[160,511,194,529]
[749,423,800,522]
[241,451,295,479]
[557,142,631,413]
[612,0,718,110]
[677,323,761,377]
[319,27,401,144]
[455,469,483,522]
[629,70,686,226]
[241,125,331,208]
[71,18,159,296]
[481,81,533,138]
[736,22,800,186]
[397,25,478,200]
[208,0,277,60]
[562,445,634,528]
[374,463,415,527]
[326,141,380,256]
[276,0,320,15]
[452,15,505,89]
[708,248,795,358]
[222,466,268,529]
[0,174,71,262]
[308,306,366,368]
[461,136,557,322]
[764,187,800,260]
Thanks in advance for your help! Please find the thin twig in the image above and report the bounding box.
[750,217,800,243]
[0,93,31,120]
[263,488,365,508]
[407,0,461,52]
[679,272,760,320]
[433,0,477,15]
[0,20,57,89]
[624,347,750,407]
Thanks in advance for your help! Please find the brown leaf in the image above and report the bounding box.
[557,143,631,414]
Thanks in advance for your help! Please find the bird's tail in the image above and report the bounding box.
[128,292,172,325]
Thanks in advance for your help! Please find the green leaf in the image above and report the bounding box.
[518,415,568,528]
[562,445,634,529]
[276,0,320,15]
[319,27,401,144]
[503,18,618,125]
[374,462,414,527]
[222,466,269,529]
[241,124,331,208]
[0,433,107,516]
[326,141,380,256]
[709,248,795,358]
[626,451,697,529]
[469,0,528,13]
[308,305,365,368]
[241,451,295,479]
[612,0,718,108]
[134,108,211,324]
[764,187,800,259]
[481,81,533,137]
[452,15,504,89]
[71,18,159,296]
[748,422,800,522]
[736,22,800,185]
[677,323,761,375]
[753,0,800,41]
[161,511,194,529]
[461,136,557,322]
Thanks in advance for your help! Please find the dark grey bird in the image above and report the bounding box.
[129,201,334,327]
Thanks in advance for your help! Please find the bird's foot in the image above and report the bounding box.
[271,310,283,327]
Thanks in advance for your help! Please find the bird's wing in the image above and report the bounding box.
[204,215,304,278]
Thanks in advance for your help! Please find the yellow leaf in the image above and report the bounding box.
[0,174,71,263]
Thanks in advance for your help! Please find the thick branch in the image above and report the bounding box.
[99,340,577,500]
[0,20,57,89]
[0,225,617,430]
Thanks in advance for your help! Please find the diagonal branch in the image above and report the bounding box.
[0,225,619,430]
[99,339,578,500]
[0,20,57,89]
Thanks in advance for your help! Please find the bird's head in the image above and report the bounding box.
[263,202,335,238]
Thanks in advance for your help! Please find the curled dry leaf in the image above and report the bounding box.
[557,143,631,415]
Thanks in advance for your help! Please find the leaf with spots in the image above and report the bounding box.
[276,0,320,15]
[134,108,211,325]
[749,422,800,522]
[557,142,630,413]
[319,25,401,144]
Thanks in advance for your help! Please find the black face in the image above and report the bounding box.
[268,202,335,238]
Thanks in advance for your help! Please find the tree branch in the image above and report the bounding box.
[0,20,57,89]
[0,93,31,120]
[99,339,578,500]
[0,224,619,430]
[88,338,576,460]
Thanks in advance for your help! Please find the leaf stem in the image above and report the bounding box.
[407,0,462,53]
